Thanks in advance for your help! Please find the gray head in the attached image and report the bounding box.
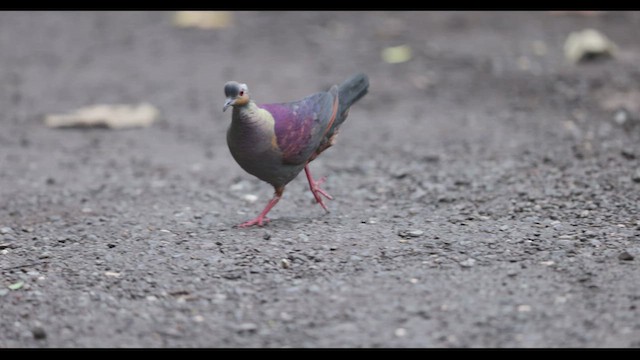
[223,81,250,112]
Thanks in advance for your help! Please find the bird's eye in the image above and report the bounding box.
[239,90,244,96]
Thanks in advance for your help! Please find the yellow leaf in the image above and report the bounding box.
[382,45,412,64]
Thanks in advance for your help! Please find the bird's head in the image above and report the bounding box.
[223,81,250,112]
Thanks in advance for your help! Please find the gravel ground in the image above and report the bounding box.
[1,11,640,348]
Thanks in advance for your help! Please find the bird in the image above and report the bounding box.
[222,73,369,227]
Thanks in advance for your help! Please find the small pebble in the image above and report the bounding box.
[619,251,634,261]
[242,194,258,203]
[86,234,99,241]
[237,323,258,333]
[32,327,47,340]
[406,230,423,237]
[614,109,628,125]
[459,258,476,267]
[229,182,245,191]
[398,229,423,238]
[621,148,636,160]
[394,328,407,337]
[0,227,13,235]
[517,304,532,312]
[280,259,291,269]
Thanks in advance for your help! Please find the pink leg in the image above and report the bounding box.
[237,187,284,228]
[304,165,333,212]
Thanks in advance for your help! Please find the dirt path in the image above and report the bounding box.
[1,11,639,347]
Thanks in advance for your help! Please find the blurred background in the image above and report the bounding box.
[1,11,639,198]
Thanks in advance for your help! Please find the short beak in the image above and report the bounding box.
[223,98,234,112]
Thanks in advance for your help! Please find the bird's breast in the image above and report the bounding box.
[227,107,299,186]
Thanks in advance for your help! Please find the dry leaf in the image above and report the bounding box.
[173,11,233,29]
[564,28,617,64]
[45,103,159,129]
[8,281,24,290]
[382,45,412,64]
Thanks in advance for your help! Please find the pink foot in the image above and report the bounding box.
[237,216,270,228]
[235,188,283,228]
[305,166,333,212]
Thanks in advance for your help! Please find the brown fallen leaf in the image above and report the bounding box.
[564,28,617,64]
[45,103,159,129]
[173,11,233,29]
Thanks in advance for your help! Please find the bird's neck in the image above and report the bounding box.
[232,101,260,122]
[228,100,277,151]
[232,101,274,128]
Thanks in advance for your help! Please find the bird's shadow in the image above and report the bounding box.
[229,213,332,230]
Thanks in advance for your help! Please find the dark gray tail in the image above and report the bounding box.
[327,73,368,135]
[311,73,368,158]
[338,73,369,117]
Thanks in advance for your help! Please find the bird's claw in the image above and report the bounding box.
[309,177,333,212]
[237,216,271,228]
[313,177,333,199]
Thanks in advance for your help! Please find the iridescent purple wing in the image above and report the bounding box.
[261,90,338,166]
